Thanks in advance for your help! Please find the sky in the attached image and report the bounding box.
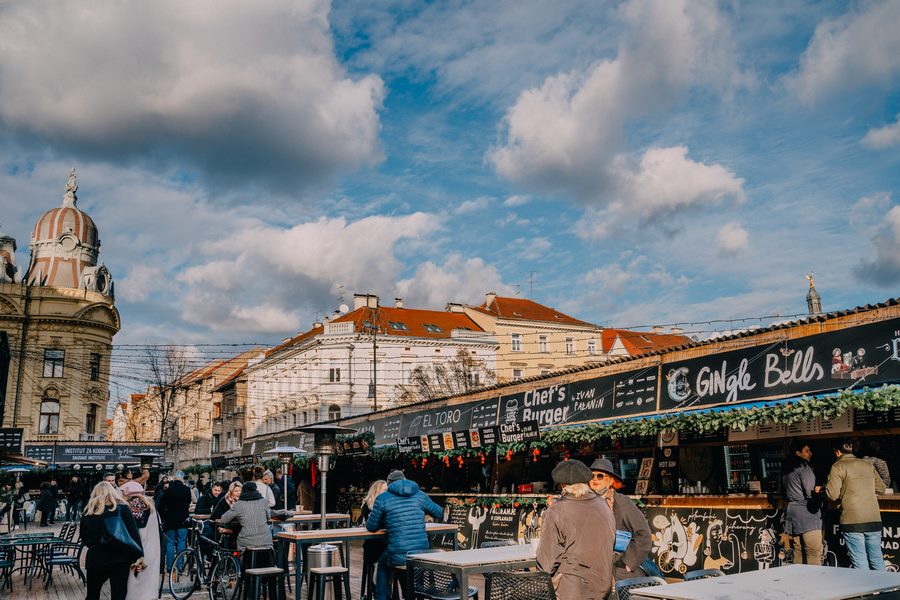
[1,0,899,350]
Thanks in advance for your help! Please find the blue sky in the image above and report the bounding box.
[1,0,899,347]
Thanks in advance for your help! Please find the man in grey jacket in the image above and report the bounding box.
[826,439,886,570]
[218,481,273,552]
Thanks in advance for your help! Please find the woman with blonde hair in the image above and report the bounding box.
[360,480,387,600]
[81,482,144,600]
[121,481,161,600]
[212,481,242,547]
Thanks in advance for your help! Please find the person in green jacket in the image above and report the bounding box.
[825,439,886,570]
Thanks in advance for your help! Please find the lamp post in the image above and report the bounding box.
[264,445,306,512]
[295,424,356,530]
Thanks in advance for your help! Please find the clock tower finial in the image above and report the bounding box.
[805,272,822,315]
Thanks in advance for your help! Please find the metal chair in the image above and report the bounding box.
[481,541,518,548]
[0,545,14,591]
[485,570,555,600]
[614,576,667,600]
[40,539,86,589]
[409,563,479,600]
[683,568,725,581]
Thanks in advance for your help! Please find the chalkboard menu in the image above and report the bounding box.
[496,420,541,445]
[397,437,423,454]
[428,433,444,452]
[469,399,500,429]
[853,408,900,430]
[25,445,54,462]
[613,370,659,416]
[482,507,519,545]
[479,426,498,446]
[0,428,23,452]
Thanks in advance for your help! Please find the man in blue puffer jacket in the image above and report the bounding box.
[366,470,443,600]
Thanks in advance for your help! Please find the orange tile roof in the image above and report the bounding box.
[181,349,260,386]
[602,328,690,355]
[265,323,324,357]
[470,296,598,327]
[332,306,485,338]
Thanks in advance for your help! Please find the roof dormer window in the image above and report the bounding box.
[388,321,409,331]
[423,324,443,333]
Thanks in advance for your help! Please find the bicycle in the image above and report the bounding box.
[169,520,241,600]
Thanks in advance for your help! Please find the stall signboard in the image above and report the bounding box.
[656,446,679,494]
[0,428,23,452]
[53,444,166,464]
[453,431,470,449]
[853,407,900,430]
[225,455,255,469]
[496,420,541,445]
[679,428,728,444]
[335,437,370,456]
[479,425,498,446]
[660,316,900,411]
[210,456,227,469]
[612,369,659,416]
[396,437,422,454]
[428,433,444,452]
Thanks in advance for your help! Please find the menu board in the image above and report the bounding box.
[469,398,500,429]
[613,370,659,416]
[496,420,541,445]
[479,426,498,446]
[0,428,23,452]
[679,428,728,444]
[481,507,519,545]
[853,408,900,430]
[25,444,54,462]
[396,437,423,454]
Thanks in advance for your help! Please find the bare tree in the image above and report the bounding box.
[396,349,496,405]
[140,346,201,459]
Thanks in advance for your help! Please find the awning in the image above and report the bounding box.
[0,453,48,468]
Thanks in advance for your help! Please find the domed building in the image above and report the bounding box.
[0,169,120,447]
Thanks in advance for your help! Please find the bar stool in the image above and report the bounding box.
[307,566,351,600]
[389,564,407,600]
[238,546,277,600]
[244,567,286,600]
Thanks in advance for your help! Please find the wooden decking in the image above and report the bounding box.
[5,522,489,600]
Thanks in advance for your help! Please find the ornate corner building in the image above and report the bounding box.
[0,169,120,444]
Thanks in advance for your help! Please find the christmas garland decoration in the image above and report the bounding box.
[444,495,550,509]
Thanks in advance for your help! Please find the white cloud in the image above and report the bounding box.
[511,237,552,260]
[584,255,675,295]
[396,254,512,309]
[454,196,490,215]
[786,1,900,104]
[0,1,385,191]
[119,265,169,302]
[489,0,748,227]
[503,195,530,207]
[855,205,900,286]
[717,221,749,256]
[850,192,892,227]
[862,115,900,150]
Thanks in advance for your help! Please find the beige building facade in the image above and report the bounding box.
[0,170,119,444]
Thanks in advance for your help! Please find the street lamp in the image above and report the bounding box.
[295,424,356,530]
[264,445,306,512]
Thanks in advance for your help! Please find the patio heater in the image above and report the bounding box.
[128,452,160,470]
[295,424,356,530]
[263,445,306,512]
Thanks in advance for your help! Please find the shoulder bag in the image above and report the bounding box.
[102,508,143,561]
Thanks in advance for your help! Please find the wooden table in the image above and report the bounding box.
[285,513,351,528]
[629,565,900,600]
[406,544,537,600]
[276,522,458,599]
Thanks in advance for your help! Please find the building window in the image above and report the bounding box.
[402,362,411,383]
[588,339,597,355]
[512,369,523,380]
[313,409,319,422]
[89,353,101,381]
[565,337,574,355]
[539,336,548,353]
[423,324,443,333]
[511,334,522,352]
[388,321,408,331]
[43,349,65,378]
[303,412,309,425]
[213,403,221,419]
[467,372,480,387]
[328,404,341,420]
[329,368,341,382]
[212,434,220,453]
[85,404,98,434]
[39,398,60,434]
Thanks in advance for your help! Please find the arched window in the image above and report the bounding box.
[40,398,60,434]
[328,404,341,420]
[303,412,309,425]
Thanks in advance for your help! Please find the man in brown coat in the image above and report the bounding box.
[537,460,615,599]
[826,439,886,570]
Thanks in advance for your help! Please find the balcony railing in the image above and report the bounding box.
[324,322,354,335]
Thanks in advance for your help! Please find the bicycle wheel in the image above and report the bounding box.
[169,548,202,600]
[208,553,241,600]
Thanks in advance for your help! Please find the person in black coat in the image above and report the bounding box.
[274,468,296,510]
[37,482,56,526]
[66,476,85,522]
[81,482,143,600]
[157,476,192,571]
[194,481,224,515]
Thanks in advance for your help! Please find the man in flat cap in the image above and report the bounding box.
[537,459,615,599]
[590,458,653,581]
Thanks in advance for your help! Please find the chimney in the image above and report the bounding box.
[394,298,404,309]
[446,302,465,313]
[651,325,663,334]
[353,293,379,310]
[484,291,497,308]
[671,327,683,335]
